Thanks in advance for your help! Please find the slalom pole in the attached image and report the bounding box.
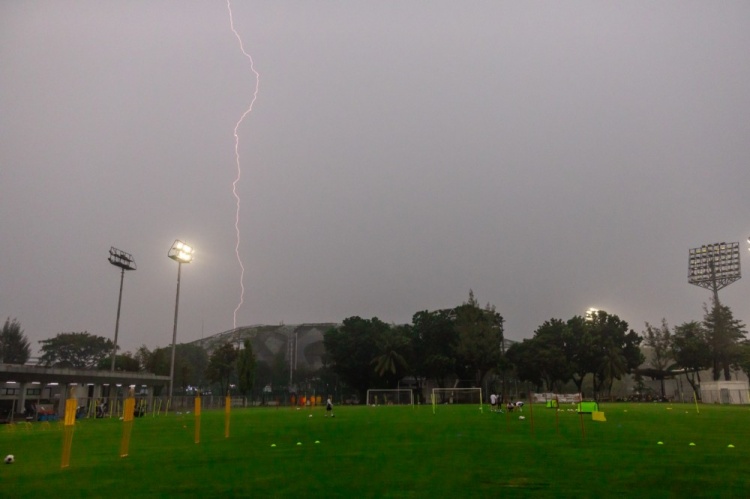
[505,399,509,431]
[61,387,77,468]
[119,389,135,457]
[194,392,202,444]
[693,390,700,414]
[224,391,231,439]
[527,384,534,436]
[579,410,585,440]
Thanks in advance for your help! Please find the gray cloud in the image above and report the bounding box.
[2,1,749,355]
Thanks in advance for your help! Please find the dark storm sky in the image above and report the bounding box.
[2,1,750,355]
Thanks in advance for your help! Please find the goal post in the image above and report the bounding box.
[366,389,414,406]
[431,388,483,414]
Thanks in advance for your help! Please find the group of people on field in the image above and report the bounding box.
[489,393,524,413]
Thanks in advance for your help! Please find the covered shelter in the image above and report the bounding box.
[0,364,169,422]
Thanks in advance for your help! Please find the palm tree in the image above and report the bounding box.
[371,328,408,379]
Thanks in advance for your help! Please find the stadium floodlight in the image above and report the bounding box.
[168,240,194,401]
[108,247,136,372]
[585,308,599,322]
[168,240,194,264]
[688,242,741,298]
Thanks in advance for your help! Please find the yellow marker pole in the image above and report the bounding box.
[120,389,136,457]
[194,393,202,444]
[61,387,77,468]
[693,390,700,414]
[225,392,231,439]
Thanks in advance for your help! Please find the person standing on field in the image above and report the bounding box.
[325,395,334,417]
[490,393,498,412]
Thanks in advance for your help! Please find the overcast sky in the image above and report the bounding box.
[2,1,750,357]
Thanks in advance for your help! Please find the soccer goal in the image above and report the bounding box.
[431,388,483,414]
[366,389,414,406]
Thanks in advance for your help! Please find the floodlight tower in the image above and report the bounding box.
[688,242,741,380]
[108,247,137,372]
[687,242,741,303]
[168,240,194,401]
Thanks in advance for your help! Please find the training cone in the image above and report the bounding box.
[689,443,696,446]
[297,442,302,446]
[657,441,664,445]
[315,440,320,444]
[271,444,276,447]
[728,444,735,448]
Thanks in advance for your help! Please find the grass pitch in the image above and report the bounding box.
[2,402,750,497]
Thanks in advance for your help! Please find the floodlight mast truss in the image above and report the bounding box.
[108,247,136,372]
[168,240,194,401]
[688,242,741,297]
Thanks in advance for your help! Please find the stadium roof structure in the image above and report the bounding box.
[0,364,169,387]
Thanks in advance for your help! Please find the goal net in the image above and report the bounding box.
[366,389,414,406]
[431,388,483,413]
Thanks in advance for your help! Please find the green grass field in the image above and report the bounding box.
[2,402,750,497]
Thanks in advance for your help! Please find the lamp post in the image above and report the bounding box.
[108,247,136,372]
[168,240,194,401]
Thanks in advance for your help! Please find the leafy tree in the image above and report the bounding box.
[206,342,238,396]
[671,321,711,397]
[599,344,627,399]
[506,339,544,389]
[144,344,209,393]
[454,291,504,387]
[529,319,573,391]
[269,349,290,389]
[735,341,750,381]
[587,311,643,399]
[0,318,31,364]
[642,319,673,397]
[563,316,596,392]
[39,332,113,368]
[410,309,458,389]
[703,300,747,380]
[134,344,152,371]
[97,353,140,372]
[236,339,256,397]
[323,316,387,400]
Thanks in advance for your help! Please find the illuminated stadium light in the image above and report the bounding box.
[585,308,600,321]
[168,240,194,264]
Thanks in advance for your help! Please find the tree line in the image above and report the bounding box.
[322,294,749,402]
[3,290,749,402]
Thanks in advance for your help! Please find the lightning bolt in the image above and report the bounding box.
[227,0,260,331]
